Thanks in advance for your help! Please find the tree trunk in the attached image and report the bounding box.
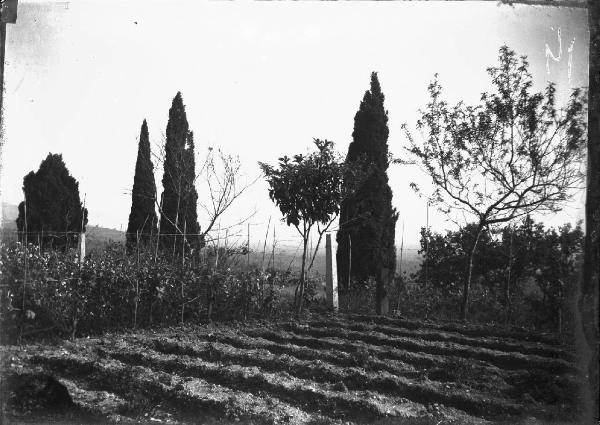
[207,275,214,323]
[376,267,389,315]
[296,236,308,316]
[461,222,484,321]
[172,194,181,261]
[504,227,514,324]
[134,230,139,329]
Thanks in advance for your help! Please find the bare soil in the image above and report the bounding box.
[0,314,584,424]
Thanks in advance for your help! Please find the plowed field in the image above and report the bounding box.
[0,314,582,424]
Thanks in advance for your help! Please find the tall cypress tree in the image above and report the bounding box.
[336,72,398,288]
[181,131,200,240]
[126,119,158,249]
[159,92,200,253]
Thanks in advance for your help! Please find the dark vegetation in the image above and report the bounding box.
[400,216,584,333]
[126,119,158,250]
[159,92,201,254]
[337,72,398,309]
[15,153,88,250]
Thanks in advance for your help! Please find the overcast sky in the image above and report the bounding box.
[0,0,589,249]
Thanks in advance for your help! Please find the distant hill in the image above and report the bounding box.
[85,225,126,254]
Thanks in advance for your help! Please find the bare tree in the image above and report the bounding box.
[402,46,587,320]
[151,141,257,255]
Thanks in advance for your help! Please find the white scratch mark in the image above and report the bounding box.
[545,27,562,74]
[567,37,575,84]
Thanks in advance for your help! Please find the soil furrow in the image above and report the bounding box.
[122,330,423,380]
[142,335,537,419]
[308,318,574,362]
[345,315,562,346]
[27,348,321,424]
[156,325,513,385]
[236,326,579,410]
[241,326,512,372]
[100,343,433,422]
[275,323,577,374]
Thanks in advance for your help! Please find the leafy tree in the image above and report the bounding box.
[415,216,583,329]
[126,119,158,249]
[260,139,361,315]
[337,72,398,304]
[16,153,88,249]
[404,46,587,320]
[416,224,502,293]
[159,92,200,255]
[512,219,583,330]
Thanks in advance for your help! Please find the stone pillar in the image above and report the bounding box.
[325,233,339,313]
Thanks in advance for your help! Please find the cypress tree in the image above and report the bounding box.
[159,92,200,253]
[16,153,88,249]
[336,72,398,288]
[126,119,158,249]
[181,131,200,240]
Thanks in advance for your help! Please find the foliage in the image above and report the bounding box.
[403,46,587,320]
[0,241,298,343]
[338,72,398,290]
[159,92,200,254]
[259,139,357,315]
[15,153,88,250]
[126,119,158,249]
[339,277,378,315]
[414,224,503,294]
[409,216,584,331]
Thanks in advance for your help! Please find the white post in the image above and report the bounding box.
[325,233,338,313]
[78,232,86,265]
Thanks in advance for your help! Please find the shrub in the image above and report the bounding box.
[0,241,301,342]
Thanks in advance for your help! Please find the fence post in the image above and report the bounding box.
[247,223,250,270]
[78,232,86,266]
[325,233,338,313]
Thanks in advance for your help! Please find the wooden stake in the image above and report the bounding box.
[261,217,271,271]
[182,221,187,267]
[19,194,27,345]
[270,225,276,270]
[215,222,221,269]
[396,221,405,312]
[247,223,250,270]
[155,193,163,263]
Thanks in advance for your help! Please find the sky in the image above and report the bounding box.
[0,0,589,250]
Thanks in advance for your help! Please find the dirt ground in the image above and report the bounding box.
[0,314,586,424]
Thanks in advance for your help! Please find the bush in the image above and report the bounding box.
[339,277,378,315]
[0,242,302,342]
